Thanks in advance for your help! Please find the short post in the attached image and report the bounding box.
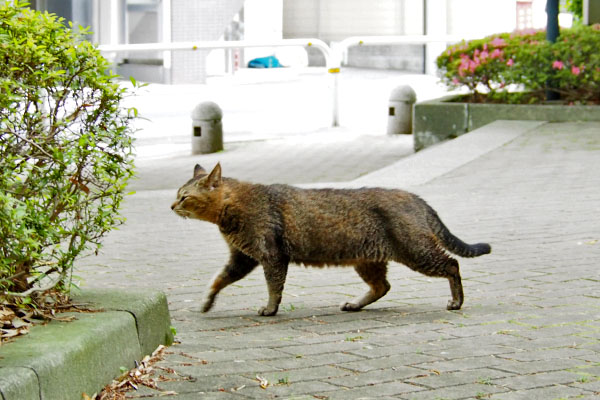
[191,101,223,154]
[387,85,417,135]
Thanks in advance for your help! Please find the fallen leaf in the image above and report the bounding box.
[11,317,32,329]
[0,309,15,322]
[256,375,269,389]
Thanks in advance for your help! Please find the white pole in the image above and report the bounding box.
[162,0,172,83]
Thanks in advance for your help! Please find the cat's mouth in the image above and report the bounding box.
[174,209,191,219]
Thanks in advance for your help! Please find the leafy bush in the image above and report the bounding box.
[0,2,136,301]
[565,0,583,22]
[437,24,600,104]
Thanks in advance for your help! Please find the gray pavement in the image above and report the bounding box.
[76,70,600,399]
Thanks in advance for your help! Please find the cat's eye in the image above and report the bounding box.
[180,195,188,202]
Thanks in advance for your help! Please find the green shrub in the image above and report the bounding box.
[0,2,136,300]
[437,24,600,104]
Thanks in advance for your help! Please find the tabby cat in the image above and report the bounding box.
[171,163,491,316]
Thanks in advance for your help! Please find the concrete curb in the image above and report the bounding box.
[353,119,546,188]
[0,289,174,400]
[301,120,545,190]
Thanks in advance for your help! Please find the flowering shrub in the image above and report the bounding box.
[437,25,600,104]
[549,25,600,101]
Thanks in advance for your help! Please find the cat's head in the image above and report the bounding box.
[171,163,223,222]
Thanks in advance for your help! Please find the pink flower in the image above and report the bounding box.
[552,60,564,70]
[506,58,514,66]
[571,65,581,75]
[490,49,502,59]
[480,50,489,61]
[490,37,506,47]
[452,77,460,85]
[469,59,479,73]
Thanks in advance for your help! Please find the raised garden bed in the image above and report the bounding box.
[413,95,600,151]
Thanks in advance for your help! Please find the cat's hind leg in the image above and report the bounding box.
[341,261,390,312]
[398,239,464,311]
[202,249,259,313]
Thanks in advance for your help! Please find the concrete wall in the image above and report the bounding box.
[170,0,245,83]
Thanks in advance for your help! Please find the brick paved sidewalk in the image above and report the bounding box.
[77,121,600,399]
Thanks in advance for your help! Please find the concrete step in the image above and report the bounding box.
[0,290,173,399]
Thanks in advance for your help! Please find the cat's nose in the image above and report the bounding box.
[170,202,176,210]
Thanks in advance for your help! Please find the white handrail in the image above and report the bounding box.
[98,38,340,126]
[99,38,333,64]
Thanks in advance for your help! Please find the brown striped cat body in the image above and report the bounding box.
[171,163,491,316]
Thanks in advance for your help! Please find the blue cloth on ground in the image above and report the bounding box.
[247,56,282,68]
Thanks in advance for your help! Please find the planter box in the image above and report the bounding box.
[413,95,600,151]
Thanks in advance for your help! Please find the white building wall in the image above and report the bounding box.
[283,0,413,41]
[170,0,245,83]
[282,0,320,38]
[318,0,403,40]
[446,0,517,36]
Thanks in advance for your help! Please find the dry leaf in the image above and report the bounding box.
[256,375,269,389]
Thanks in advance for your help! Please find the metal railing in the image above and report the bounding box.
[99,38,341,126]
[98,36,466,127]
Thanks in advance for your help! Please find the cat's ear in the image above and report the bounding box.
[205,163,222,190]
[193,164,206,177]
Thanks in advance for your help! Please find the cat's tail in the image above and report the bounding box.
[427,209,491,258]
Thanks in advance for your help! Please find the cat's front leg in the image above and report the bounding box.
[202,250,258,313]
[258,260,289,316]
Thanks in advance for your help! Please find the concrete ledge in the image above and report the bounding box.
[74,289,174,356]
[353,120,546,188]
[300,120,545,190]
[413,95,600,151]
[0,290,173,400]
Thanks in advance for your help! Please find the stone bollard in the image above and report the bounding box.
[191,101,223,154]
[386,85,417,135]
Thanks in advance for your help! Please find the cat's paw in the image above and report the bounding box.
[446,299,462,310]
[201,298,215,313]
[340,301,362,312]
[258,306,278,316]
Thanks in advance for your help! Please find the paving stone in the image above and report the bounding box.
[404,383,509,399]
[489,384,589,400]
[258,352,366,370]
[237,379,340,398]
[405,367,513,389]
[339,353,440,372]
[491,370,583,391]
[325,367,426,388]
[318,380,425,399]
